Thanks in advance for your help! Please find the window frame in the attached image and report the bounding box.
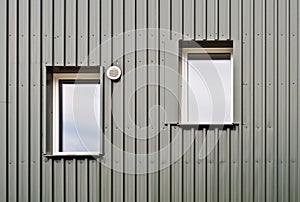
[180,47,234,125]
[52,73,101,156]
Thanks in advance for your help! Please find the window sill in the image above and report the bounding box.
[43,153,103,159]
[178,122,236,126]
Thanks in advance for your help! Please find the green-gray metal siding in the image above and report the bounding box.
[0,0,299,201]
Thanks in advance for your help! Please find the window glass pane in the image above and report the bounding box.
[187,53,232,123]
[60,81,100,152]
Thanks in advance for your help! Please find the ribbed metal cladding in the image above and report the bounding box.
[0,0,299,201]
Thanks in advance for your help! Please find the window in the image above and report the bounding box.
[47,69,102,156]
[181,48,233,124]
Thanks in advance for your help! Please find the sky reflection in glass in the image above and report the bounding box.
[61,82,100,152]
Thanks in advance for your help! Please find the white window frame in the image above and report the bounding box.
[52,73,101,155]
[180,47,234,125]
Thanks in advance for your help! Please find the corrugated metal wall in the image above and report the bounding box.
[0,0,299,201]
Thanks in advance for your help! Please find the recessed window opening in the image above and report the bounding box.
[52,73,101,155]
[181,48,233,124]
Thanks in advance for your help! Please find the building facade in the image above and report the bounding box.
[0,0,299,201]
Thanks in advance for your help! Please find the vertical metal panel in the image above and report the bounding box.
[171,126,182,202]
[77,159,88,202]
[219,0,230,40]
[101,0,112,201]
[53,159,64,201]
[88,0,100,66]
[194,128,206,202]
[170,1,183,200]
[254,0,266,201]
[136,0,147,201]
[30,0,42,201]
[42,0,53,201]
[265,0,277,201]
[8,0,18,200]
[65,0,76,66]
[147,0,159,201]
[65,159,76,202]
[289,0,298,201]
[242,0,254,201]
[159,0,171,201]
[218,128,230,202]
[77,0,88,65]
[0,0,7,200]
[230,126,242,202]
[207,0,217,39]
[112,0,124,200]
[164,0,180,124]
[88,159,100,202]
[195,0,205,40]
[278,0,289,201]
[183,128,194,202]
[124,0,136,201]
[206,129,219,202]
[230,0,242,201]
[53,0,64,65]
[183,0,194,39]
[18,0,29,200]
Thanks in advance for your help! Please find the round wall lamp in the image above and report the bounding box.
[106,66,122,80]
